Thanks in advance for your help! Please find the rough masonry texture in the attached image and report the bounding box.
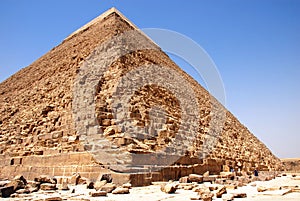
[0,8,281,186]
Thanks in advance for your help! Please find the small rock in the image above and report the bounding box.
[216,185,227,198]
[112,187,130,194]
[40,183,57,191]
[199,192,213,201]
[89,190,107,197]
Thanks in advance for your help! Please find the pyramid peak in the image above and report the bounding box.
[65,7,138,41]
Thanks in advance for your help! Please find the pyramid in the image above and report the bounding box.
[0,8,281,186]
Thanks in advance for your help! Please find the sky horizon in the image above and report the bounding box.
[1,0,299,159]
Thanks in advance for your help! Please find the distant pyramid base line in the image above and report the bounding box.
[0,8,282,186]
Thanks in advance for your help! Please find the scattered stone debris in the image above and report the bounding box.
[1,172,300,200]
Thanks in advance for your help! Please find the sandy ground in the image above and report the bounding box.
[1,174,300,201]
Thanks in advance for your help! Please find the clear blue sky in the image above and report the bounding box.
[0,0,299,158]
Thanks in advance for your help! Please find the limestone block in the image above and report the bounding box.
[100,183,117,193]
[188,174,203,183]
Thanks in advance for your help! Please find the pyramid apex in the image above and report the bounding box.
[65,7,138,41]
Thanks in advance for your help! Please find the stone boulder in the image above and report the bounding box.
[161,183,177,194]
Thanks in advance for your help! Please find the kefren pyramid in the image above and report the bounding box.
[0,8,281,186]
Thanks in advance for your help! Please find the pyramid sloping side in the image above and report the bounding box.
[0,9,281,180]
